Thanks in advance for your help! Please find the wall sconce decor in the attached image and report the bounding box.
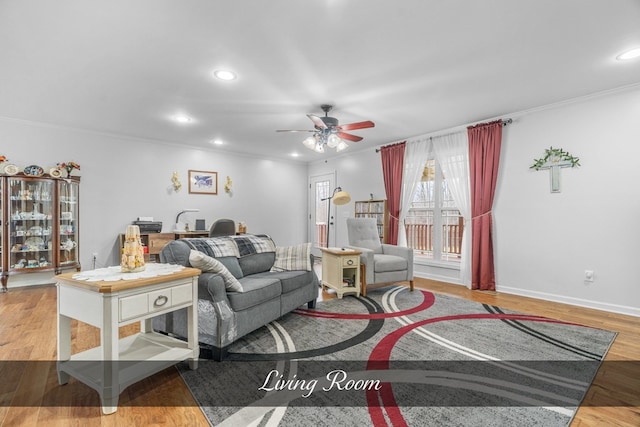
[171,171,182,191]
[224,176,233,195]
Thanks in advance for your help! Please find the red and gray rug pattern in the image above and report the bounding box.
[179,287,616,427]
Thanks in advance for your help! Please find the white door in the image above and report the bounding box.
[309,172,335,258]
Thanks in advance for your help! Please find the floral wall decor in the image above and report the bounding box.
[530,147,580,193]
[171,171,182,191]
[224,176,233,195]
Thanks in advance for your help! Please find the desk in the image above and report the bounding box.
[119,231,209,262]
[56,266,200,414]
[174,231,209,239]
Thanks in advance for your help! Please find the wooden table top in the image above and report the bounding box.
[320,247,361,256]
[55,266,201,293]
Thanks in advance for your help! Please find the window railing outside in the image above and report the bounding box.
[405,209,463,261]
[316,222,327,248]
[317,214,463,259]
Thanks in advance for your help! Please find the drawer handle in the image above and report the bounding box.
[346,259,354,265]
[154,295,169,307]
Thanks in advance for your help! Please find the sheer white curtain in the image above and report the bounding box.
[432,132,471,287]
[398,137,432,247]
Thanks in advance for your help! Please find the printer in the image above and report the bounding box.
[133,218,162,233]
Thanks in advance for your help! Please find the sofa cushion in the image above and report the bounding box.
[374,254,408,273]
[215,256,244,279]
[238,252,276,276]
[270,243,312,272]
[252,270,316,294]
[189,250,243,292]
[228,276,281,311]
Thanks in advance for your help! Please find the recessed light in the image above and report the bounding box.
[213,70,237,81]
[290,152,300,157]
[210,139,224,145]
[616,47,640,61]
[173,114,193,124]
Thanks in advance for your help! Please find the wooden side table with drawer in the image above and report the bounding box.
[56,266,200,414]
[320,247,361,299]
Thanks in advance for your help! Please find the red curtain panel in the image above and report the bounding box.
[380,142,405,245]
[468,120,503,290]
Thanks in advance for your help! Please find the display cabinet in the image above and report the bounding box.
[58,178,80,272]
[1,174,81,291]
[354,199,389,243]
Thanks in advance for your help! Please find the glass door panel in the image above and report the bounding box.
[308,173,335,258]
[8,177,54,271]
[59,180,79,268]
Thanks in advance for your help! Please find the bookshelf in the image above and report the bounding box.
[354,199,389,243]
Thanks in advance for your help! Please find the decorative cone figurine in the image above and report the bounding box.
[121,225,146,272]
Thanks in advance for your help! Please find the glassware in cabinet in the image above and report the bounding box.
[7,177,55,272]
[58,179,79,269]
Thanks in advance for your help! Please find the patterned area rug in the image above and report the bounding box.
[179,287,616,426]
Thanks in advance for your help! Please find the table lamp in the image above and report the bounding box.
[175,209,199,231]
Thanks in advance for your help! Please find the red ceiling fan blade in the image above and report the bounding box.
[307,114,327,129]
[276,129,315,133]
[338,132,363,142]
[337,120,375,131]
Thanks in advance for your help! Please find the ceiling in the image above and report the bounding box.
[1,0,639,162]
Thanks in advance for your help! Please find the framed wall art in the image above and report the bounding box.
[188,170,218,194]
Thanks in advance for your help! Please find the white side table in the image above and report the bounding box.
[320,247,361,298]
[56,266,200,414]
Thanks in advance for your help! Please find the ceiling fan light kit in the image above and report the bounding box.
[277,104,375,153]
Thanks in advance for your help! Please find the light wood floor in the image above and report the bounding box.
[0,278,638,426]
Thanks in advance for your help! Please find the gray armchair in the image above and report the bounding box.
[209,219,236,237]
[346,217,414,296]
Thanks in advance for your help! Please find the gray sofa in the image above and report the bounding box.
[152,235,318,360]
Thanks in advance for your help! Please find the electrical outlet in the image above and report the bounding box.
[584,270,594,282]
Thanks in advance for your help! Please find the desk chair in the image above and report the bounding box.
[209,219,236,237]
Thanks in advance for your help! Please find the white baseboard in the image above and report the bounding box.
[414,271,464,286]
[498,285,640,318]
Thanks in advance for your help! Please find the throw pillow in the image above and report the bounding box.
[270,243,312,272]
[189,250,243,292]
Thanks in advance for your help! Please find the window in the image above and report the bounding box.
[404,159,463,262]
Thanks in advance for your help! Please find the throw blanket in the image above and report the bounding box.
[183,234,275,258]
[233,234,276,257]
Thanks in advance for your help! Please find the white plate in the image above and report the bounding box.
[3,164,19,175]
[49,168,62,178]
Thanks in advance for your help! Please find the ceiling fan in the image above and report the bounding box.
[277,104,375,153]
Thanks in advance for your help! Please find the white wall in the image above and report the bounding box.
[1,119,309,287]
[310,85,640,316]
[494,86,640,316]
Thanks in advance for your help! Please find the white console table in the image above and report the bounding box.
[56,266,200,414]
